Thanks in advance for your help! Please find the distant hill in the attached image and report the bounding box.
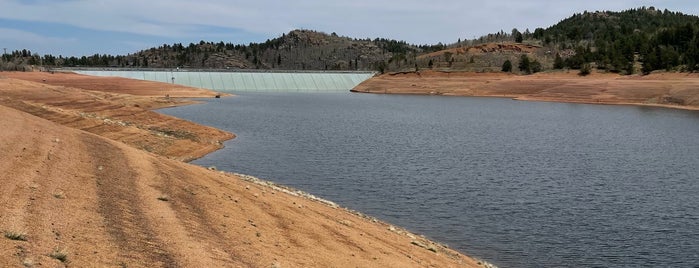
[536,6,699,73]
[1,7,698,74]
[123,30,422,71]
[418,7,699,74]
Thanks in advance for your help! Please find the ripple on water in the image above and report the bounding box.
[161,93,699,268]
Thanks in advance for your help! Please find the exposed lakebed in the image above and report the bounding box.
[160,93,699,267]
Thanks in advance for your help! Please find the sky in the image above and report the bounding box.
[1,0,698,57]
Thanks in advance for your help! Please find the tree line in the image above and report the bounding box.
[537,6,699,73]
[2,7,699,74]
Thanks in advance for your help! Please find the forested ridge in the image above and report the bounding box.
[2,6,698,74]
[535,6,699,73]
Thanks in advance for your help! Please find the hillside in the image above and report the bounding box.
[536,6,699,73]
[418,7,699,75]
[1,7,698,74]
[0,73,486,267]
[414,42,545,73]
[128,30,422,71]
[42,30,425,72]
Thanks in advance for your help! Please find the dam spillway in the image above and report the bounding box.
[74,70,376,92]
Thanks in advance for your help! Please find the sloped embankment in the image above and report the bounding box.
[0,73,487,267]
[353,71,699,110]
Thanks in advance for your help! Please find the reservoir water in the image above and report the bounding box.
[160,93,699,267]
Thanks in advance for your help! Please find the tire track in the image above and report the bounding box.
[149,161,255,267]
[81,134,178,267]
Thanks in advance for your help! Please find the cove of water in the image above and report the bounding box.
[160,93,699,267]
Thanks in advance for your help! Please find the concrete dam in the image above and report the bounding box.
[75,70,376,92]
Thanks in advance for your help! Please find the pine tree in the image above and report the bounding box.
[530,59,542,73]
[512,28,523,43]
[518,55,531,74]
[502,60,513,72]
[553,53,564,69]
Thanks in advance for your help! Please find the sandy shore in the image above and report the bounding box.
[0,72,486,267]
[1,72,234,162]
[353,70,699,110]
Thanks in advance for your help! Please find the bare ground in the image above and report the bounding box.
[0,72,234,161]
[0,72,485,267]
[353,70,699,110]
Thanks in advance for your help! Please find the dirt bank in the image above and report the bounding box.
[353,70,699,110]
[0,72,233,161]
[0,72,486,267]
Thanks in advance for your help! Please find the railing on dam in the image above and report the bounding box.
[73,70,376,92]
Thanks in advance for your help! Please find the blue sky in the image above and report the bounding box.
[1,0,698,56]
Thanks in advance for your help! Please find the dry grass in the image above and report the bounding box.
[53,191,65,199]
[4,230,27,241]
[49,247,68,263]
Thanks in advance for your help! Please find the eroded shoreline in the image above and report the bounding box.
[0,71,488,267]
[0,71,235,161]
[353,70,699,111]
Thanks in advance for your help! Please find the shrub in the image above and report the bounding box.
[501,60,513,72]
[579,63,592,76]
[4,230,27,241]
[49,248,68,262]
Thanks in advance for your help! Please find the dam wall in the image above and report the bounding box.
[74,70,375,92]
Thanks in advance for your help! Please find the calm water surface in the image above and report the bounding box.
[160,93,699,267]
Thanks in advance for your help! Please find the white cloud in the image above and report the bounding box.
[0,0,292,37]
[0,28,77,53]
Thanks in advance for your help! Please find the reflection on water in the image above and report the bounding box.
[161,93,699,267]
